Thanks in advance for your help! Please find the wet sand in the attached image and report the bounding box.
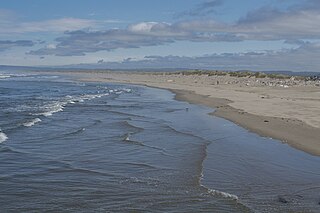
[40,71,320,156]
[172,89,320,156]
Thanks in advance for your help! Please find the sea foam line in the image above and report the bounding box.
[0,74,11,79]
[34,88,131,118]
[39,92,112,117]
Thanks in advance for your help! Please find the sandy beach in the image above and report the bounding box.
[48,70,320,156]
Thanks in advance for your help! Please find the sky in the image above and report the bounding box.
[1,0,320,71]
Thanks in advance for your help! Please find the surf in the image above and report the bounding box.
[0,130,8,143]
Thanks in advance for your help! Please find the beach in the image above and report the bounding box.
[3,0,320,212]
[56,70,320,156]
[2,70,320,212]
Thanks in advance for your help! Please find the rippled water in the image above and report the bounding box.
[0,71,319,212]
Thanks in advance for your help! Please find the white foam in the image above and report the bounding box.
[35,92,111,117]
[47,104,64,116]
[125,133,131,141]
[81,93,110,100]
[0,74,11,79]
[36,75,59,79]
[123,88,132,93]
[0,131,8,143]
[207,189,239,200]
[23,118,42,127]
[0,73,30,79]
[38,102,65,117]
[108,88,132,95]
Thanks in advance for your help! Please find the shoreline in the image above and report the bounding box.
[37,71,320,156]
[171,89,320,156]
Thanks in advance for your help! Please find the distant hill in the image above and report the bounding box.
[0,65,319,76]
[0,65,41,71]
[263,71,320,77]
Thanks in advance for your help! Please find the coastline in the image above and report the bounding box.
[39,71,320,156]
[171,89,320,156]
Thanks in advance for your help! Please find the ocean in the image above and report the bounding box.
[0,70,319,212]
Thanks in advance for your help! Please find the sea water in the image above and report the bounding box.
[0,70,319,212]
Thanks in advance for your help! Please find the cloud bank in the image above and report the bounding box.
[28,0,320,57]
[0,40,34,51]
[69,42,320,72]
[1,0,320,71]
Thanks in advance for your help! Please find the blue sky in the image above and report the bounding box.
[0,0,320,71]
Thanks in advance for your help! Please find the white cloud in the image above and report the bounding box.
[234,8,320,39]
[46,44,56,49]
[3,1,320,72]
[128,22,158,33]
[28,0,320,57]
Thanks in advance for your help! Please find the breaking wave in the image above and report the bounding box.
[0,74,11,79]
[0,73,30,79]
[36,93,110,117]
[207,188,239,200]
[0,130,8,143]
[36,88,131,117]
[23,118,42,127]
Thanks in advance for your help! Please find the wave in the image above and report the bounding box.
[63,127,86,137]
[0,130,8,143]
[40,102,65,117]
[121,132,168,153]
[121,121,144,132]
[35,92,111,117]
[28,119,104,142]
[107,110,147,119]
[34,75,59,79]
[124,132,131,141]
[159,123,213,145]
[207,188,239,200]
[121,162,158,170]
[23,118,42,127]
[0,74,11,79]
[5,88,132,133]
[77,93,110,102]
[0,73,30,79]
[123,88,132,93]
[27,87,132,118]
